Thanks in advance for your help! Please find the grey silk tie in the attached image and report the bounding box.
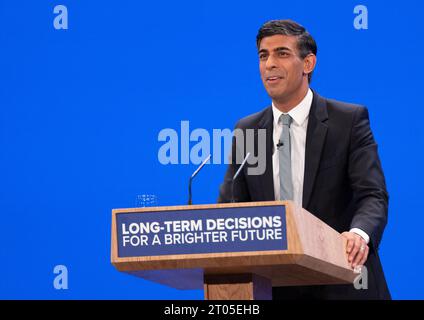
[278,114,293,200]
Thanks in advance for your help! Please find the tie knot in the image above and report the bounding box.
[279,114,292,127]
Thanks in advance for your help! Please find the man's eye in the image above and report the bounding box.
[259,54,268,60]
[278,51,289,57]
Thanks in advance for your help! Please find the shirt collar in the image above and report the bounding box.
[272,88,313,127]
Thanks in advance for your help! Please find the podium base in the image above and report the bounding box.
[204,273,272,300]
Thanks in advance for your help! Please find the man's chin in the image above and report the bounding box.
[267,90,288,101]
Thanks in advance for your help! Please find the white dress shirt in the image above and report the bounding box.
[271,88,369,244]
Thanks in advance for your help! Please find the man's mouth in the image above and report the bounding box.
[266,76,284,83]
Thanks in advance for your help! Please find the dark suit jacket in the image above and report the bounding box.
[218,90,391,299]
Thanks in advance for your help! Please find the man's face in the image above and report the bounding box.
[258,35,307,102]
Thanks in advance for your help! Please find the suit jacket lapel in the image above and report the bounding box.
[303,91,328,208]
[257,107,275,201]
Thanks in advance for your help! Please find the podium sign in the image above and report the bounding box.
[116,205,287,258]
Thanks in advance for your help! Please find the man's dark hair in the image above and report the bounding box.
[256,19,317,83]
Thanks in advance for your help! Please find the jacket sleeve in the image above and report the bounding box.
[348,106,389,250]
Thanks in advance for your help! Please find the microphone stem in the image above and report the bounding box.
[231,152,250,203]
[188,177,193,205]
[187,154,211,205]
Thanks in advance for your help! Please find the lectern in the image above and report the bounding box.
[111,201,357,300]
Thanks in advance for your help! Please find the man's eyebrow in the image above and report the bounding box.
[274,46,292,52]
[258,46,293,54]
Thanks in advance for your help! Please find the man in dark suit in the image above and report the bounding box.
[218,19,391,299]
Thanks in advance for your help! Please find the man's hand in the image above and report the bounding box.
[341,232,369,269]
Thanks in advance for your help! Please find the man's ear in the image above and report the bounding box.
[303,54,317,76]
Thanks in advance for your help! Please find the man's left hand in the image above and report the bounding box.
[341,232,369,269]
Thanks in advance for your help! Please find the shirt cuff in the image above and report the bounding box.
[349,228,370,244]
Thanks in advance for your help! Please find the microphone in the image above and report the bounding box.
[231,152,250,203]
[276,140,284,149]
[187,154,211,205]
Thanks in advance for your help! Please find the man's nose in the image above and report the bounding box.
[265,55,277,70]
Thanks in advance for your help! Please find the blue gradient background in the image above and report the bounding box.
[0,0,422,299]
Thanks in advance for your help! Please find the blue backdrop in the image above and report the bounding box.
[1,0,423,299]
